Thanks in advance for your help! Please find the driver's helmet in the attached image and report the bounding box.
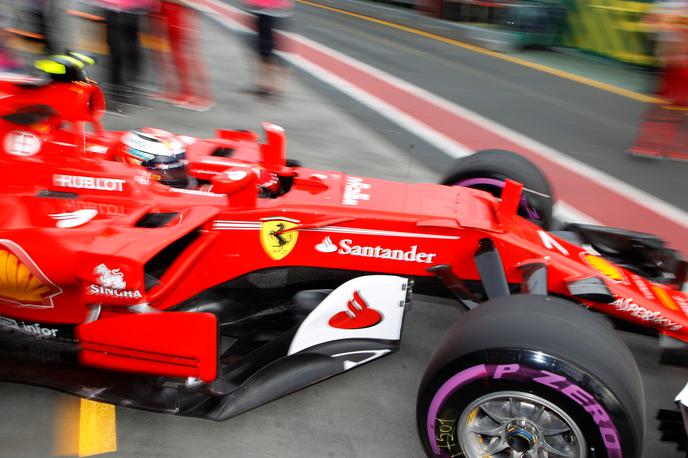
[120,128,189,188]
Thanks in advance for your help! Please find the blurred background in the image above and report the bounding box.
[0,0,684,104]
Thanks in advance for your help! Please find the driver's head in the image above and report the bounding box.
[120,128,188,188]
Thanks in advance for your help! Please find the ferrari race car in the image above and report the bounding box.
[0,56,687,457]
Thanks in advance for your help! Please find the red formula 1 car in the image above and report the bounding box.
[1,56,687,457]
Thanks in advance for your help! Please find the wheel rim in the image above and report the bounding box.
[453,177,543,222]
[457,391,586,458]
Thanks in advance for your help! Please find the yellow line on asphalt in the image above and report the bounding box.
[297,0,664,104]
[78,399,117,457]
[54,397,117,457]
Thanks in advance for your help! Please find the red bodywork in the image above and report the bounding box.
[0,76,687,383]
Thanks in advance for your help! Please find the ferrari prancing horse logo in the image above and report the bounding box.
[260,220,299,260]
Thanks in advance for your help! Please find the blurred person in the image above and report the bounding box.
[0,14,24,73]
[3,0,57,55]
[30,0,58,54]
[243,0,293,97]
[628,1,688,160]
[150,0,214,111]
[93,0,153,108]
[648,1,688,107]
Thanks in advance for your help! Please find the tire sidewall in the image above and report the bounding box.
[441,149,554,229]
[419,348,638,458]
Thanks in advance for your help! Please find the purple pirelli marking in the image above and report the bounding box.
[426,363,623,457]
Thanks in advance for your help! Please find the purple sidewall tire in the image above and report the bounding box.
[416,295,644,458]
[440,149,554,229]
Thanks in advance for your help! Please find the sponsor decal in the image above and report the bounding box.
[4,130,41,157]
[0,315,58,338]
[537,230,569,256]
[612,298,682,331]
[89,264,142,299]
[674,294,688,316]
[629,274,654,300]
[260,219,299,260]
[315,236,437,264]
[531,369,622,457]
[50,209,98,228]
[315,236,338,253]
[583,254,626,283]
[329,291,382,329]
[62,200,126,217]
[95,264,126,289]
[0,240,61,308]
[53,174,125,192]
[288,276,408,355]
[88,284,142,299]
[342,176,371,206]
[650,284,680,311]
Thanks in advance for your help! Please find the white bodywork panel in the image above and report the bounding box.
[288,275,409,355]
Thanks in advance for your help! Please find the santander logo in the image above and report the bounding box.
[315,236,437,264]
[315,236,338,253]
[329,291,382,329]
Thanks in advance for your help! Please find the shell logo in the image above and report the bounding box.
[651,284,680,311]
[582,254,626,283]
[0,240,61,308]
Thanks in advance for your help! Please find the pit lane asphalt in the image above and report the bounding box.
[0,11,686,458]
[281,0,688,212]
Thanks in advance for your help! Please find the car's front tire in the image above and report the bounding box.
[417,295,645,457]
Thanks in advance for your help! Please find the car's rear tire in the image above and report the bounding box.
[417,295,645,457]
[441,149,554,229]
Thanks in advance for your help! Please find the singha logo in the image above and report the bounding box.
[94,264,126,290]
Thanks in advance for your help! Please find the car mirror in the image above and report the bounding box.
[211,167,258,207]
